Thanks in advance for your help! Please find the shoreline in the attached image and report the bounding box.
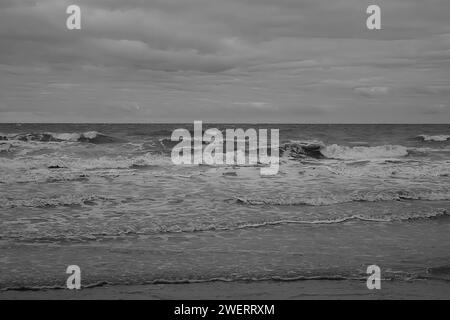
[1,279,449,300]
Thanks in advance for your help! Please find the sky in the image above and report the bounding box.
[0,0,450,123]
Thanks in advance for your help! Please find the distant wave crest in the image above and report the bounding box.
[281,140,409,160]
[0,131,119,144]
[417,134,450,142]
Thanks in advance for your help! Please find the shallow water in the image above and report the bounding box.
[0,124,449,291]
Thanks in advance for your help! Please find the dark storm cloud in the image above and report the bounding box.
[0,0,450,122]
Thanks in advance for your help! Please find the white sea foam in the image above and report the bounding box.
[0,194,117,208]
[0,152,172,172]
[50,133,82,142]
[281,140,410,160]
[235,189,450,206]
[321,144,409,160]
[418,134,450,142]
[0,143,13,153]
[1,131,115,143]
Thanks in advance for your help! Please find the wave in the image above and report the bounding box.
[417,134,450,142]
[231,210,449,226]
[0,131,119,144]
[0,152,172,171]
[0,194,118,209]
[162,138,416,161]
[321,144,409,160]
[148,208,450,235]
[1,281,111,292]
[0,143,13,153]
[280,140,325,159]
[233,189,450,207]
[2,210,448,244]
[1,202,447,243]
[57,207,450,231]
[0,275,364,292]
[280,140,409,160]
[56,154,172,170]
[4,267,446,291]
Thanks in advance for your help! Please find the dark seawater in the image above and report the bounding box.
[0,124,449,291]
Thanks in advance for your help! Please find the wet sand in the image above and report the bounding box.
[1,279,449,300]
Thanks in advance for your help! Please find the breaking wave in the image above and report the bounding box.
[155,138,433,161]
[280,140,325,159]
[417,134,450,142]
[321,144,409,160]
[0,131,119,144]
[162,138,413,161]
[281,141,409,160]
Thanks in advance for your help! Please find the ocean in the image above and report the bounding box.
[0,124,449,295]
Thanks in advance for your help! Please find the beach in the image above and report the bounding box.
[2,279,450,300]
[0,124,449,299]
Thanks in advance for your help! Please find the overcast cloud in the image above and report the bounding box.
[0,0,449,122]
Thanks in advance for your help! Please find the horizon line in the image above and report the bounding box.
[0,122,449,125]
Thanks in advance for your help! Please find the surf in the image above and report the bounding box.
[0,131,120,144]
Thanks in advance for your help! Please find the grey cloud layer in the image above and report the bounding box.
[0,0,449,122]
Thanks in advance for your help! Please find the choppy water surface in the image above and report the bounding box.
[0,124,449,291]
